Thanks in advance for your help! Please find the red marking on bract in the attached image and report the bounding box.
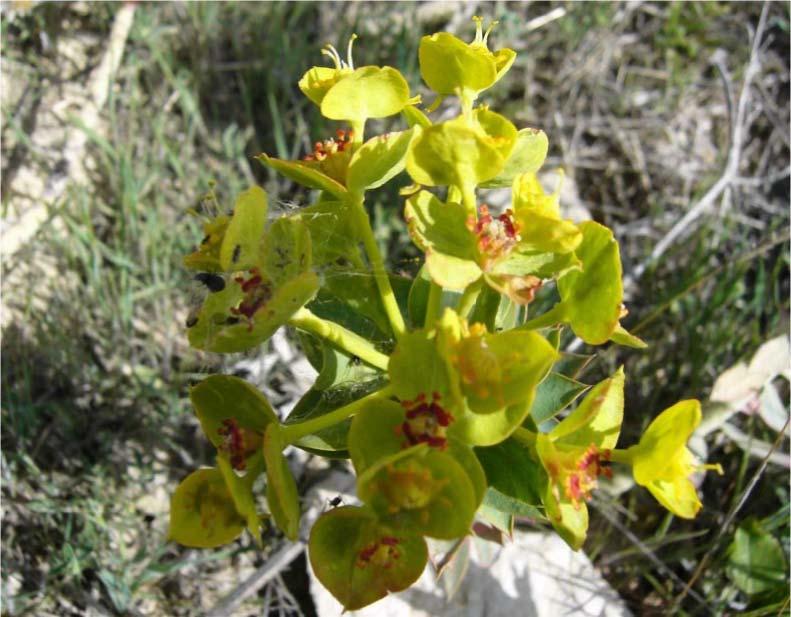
[218,418,246,471]
[399,392,453,450]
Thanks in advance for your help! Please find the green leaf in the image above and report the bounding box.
[530,373,590,425]
[358,446,477,539]
[347,128,415,193]
[556,221,623,345]
[481,128,549,188]
[219,186,268,271]
[476,437,546,507]
[190,375,277,447]
[468,284,501,332]
[256,153,348,199]
[169,468,244,548]
[476,500,514,536]
[286,344,386,455]
[481,486,545,520]
[321,66,410,122]
[309,506,428,611]
[727,519,788,595]
[263,424,301,540]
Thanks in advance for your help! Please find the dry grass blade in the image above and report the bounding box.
[673,417,791,610]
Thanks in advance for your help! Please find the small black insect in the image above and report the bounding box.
[349,355,362,366]
[186,315,199,328]
[328,496,343,508]
[195,272,225,293]
[232,244,241,263]
[200,235,211,245]
[225,316,241,325]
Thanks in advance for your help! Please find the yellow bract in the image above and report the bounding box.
[628,400,722,519]
[298,39,410,123]
[418,17,515,104]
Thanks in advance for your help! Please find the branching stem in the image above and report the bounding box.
[349,191,407,339]
[289,307,389,371]
[280,384,395,445]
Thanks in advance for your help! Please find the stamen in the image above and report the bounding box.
[483,20,499,46]
[696,462,724,475]
[472,16,484,44]
[321,44,343,70]
[346,33,358,70]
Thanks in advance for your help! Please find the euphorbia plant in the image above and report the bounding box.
[170,19,722,610]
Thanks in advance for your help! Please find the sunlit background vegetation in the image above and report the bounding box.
[2,2,788,615]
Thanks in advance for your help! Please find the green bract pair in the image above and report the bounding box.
[170,18,722,611]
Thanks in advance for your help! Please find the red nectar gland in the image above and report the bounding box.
[355,536,401,570]
[468,205,521,264]
[564,445,612,509]
[398,392,453,450]
[217,418,247,471]
[231,268,273,329]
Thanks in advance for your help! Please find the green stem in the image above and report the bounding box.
[280,384,395,445]
[461,182,477,218]
[350,119,365,145]
[456,279,483,319]
[512,427,537,448]
[289,307,389,371]
[349,192,406,339]
[425,281,443,327]
[608,448,634,465]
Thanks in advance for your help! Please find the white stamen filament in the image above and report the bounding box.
[321,44,344,69]
[346,33,358,70]
[483,20,499,46]
[472,16,484,44]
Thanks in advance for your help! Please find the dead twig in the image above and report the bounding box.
[625,2,770,287]
[205,541,306,617]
